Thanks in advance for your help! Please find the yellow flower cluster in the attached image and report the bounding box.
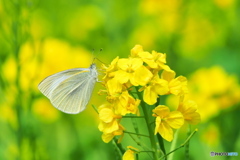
[98,45,201,144]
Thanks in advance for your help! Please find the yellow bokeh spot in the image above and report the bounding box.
[214,0,235,9]
[0,105,18,129]
[32,98,60,123]
[2,56,17,83]
[201,124,220,147]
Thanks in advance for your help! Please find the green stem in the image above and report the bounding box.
[136,89,158,160]
[157,134,166,160]
[127,130,153,159]
[160,129,198,160]
[122,116,145,118]
[91,104,99,114]
[185,125,191,160]
[112,137,125,157]
[168,129,179,160]
[124,131,149,137]
[130,117,140,139]
[136,154,139,160]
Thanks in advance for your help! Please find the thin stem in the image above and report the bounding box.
[127,131,153,159]
[160,129,198,160]
[136,88,158,160]
[136,154,139,160]
[185,125,191,160]
[124,131,149,137]
[91,104,99,114]
[112,137,125,157]
[131,117,140,139]
[122,116,145,118]
[168,129,179,160]
[157,134,166,160]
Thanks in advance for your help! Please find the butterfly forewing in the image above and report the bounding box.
[38,68,89,98]
[51,71,94,113]
[38,64,97,114]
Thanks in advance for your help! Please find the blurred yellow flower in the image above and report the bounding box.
[153,105,184,142]
[177,99,201,125]
[188,66,240,121]
[122,146,139,160]
[2,56,17,83]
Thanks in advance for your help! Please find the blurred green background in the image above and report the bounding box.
[0,0,240,160]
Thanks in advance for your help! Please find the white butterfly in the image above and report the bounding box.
[38,64,98,114]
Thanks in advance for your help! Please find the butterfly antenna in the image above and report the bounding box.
[91,49,95,64]
[93,48,106,65]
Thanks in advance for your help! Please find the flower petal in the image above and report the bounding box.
[158,121,173,142]
[99,107,114,123]
[165,111,184,129]
[154,79,169,95]
[143,86,158,105]
[118,58,130,70]
[161,70,176,82]
[114,70,129,84]
[106,78,122,95]
[122,150,135,160]
[130,58,143,70]
[152,105,170,118]
[133,66,153,86]
[102,133,114,143]
[154,116,161,134]
[131,44,143,57]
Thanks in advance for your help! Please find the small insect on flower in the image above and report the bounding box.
[38,63,98,114]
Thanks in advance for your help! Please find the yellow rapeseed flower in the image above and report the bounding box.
[153,105,184,142]
[177,99,201,125]
[115,57,153,86]
[108,90,140,116]
[122,146,139,160]
[98,104,122,134]
[131,44,143,57]
[161,70,188,95]
[102,56,119,82]
[101,125,124,143]
[140,74,168,105]
[188,66,240,121]
[130,44,171,71]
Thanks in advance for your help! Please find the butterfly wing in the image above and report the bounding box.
[38,66,97,114]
